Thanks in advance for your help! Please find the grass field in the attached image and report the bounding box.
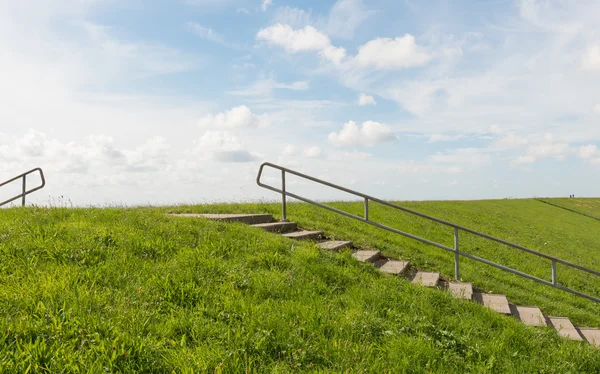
[1,201,600,372]
[537,198,600,221]
[166,198,600,328]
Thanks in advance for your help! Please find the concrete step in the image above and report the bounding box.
[473,293,511,315]
[578,328,600,347]
[169,213,273,224]
[510,305,547,327]
[411,272,440,287]
[252,221,297,233]
[448,282,473,300]
[282,230,324,240]
[317,240,353,251]
[352,250,381,263]
[378,260,409,275]
[548,317,584,341]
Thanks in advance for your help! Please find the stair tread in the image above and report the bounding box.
[578,328,600,346]
[352,250,381,263]
[317,240,352,251]
[169,213,273,224]
[512,305,547,327]
[548,317,584,341]
[252,221,297,233]
[473,293,511,315]
[411,271,440,287]
[282,230,323,240]
[252,221,295,227]
[448,282,473,300]
[378,260,409,275]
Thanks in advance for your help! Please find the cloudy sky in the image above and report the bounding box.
[1,0,600,206]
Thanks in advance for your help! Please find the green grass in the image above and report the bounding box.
[1,203,599,372]
[537,197,600,221]
[166,198,600,328]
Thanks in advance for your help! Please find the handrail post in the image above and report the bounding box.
[552,260,557,285]
[281,170,287,221]
[22,175,26,207]
[364,198,369,220]
[454,227,460,280]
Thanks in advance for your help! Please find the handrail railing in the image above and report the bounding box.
[0,168,46,207]
[256,162,600,303]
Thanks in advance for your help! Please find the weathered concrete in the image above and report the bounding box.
[282,230,324,240]
[378,260,409,275]
[548,317,584,341]
[317,240,352,251]
[579,328,600,347]
[448,282,473,300]
[511,305,547,327]
[473,293,511,315]
[169,213,273,224]
[411,272,440,287]
[352,250,381,263]
[251,221,297,233]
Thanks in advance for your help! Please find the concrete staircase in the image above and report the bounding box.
[170,213,600,347]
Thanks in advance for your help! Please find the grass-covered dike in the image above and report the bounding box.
[1,199,600,372]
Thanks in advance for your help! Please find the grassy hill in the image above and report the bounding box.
[0,201,599,372]
[168,198,600,328]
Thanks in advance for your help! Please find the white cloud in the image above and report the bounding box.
[82,23,200,79]
[282,144,296,156]
[229,78,309,97]
[488,125,503,135]
[257,25,432,70]
[304,146,322,158]
[354,34,431,69]
[492,134,528,149]
[272,0,373,40]
[511,155,536,165]
[194,131,259,163]
[527,134,570,160]
[429,148,491,166]
[262,0,272,12]
[511,134,571,165]
[576,144,600,165]
[577,144,598,159]
[395,160,463,174]
[257,24,329,52]
[328,120,396,147]
[327,150,372,161]
[428,134,465,143]
[256,24,346,65]
[358,93,376,106]
[0,129,171,175]
[124,136,171,173]
[327,0,373,39]
[186,22,226,44]
[582,45,600,72]
[198,105,267,128]
[593,104,600,114]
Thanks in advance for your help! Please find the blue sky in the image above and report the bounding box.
[1,0,600,205]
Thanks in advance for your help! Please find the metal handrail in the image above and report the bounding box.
[0,168,46,207]
[256,162,600,303]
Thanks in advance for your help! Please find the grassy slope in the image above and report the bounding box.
[166,198,600,328]
[0,207,599,372]
[537,197,600,221]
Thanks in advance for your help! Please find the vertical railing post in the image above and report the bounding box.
[281,170,287,221]
[364,198,369,220]
[551,260,557,285]
[454,227,460,280]
[22,175,26,207]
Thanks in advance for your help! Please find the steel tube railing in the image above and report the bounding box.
[0,168,46,207]
[256,162,600,303]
